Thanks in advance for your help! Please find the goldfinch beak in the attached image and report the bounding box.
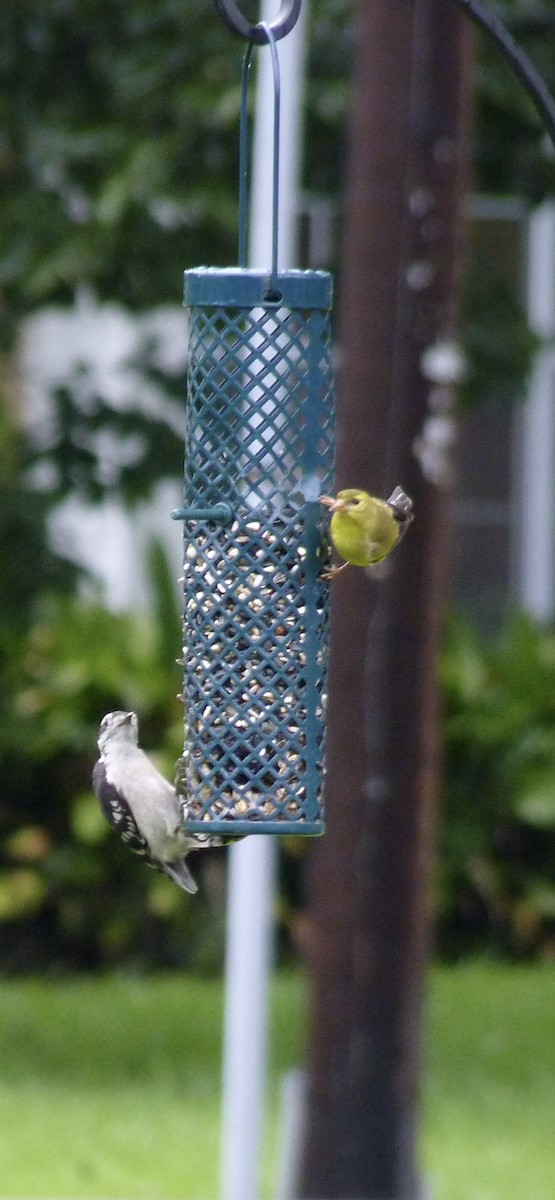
[319,495,347,513]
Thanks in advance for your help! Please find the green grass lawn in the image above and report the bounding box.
[423,964,555,1200]
[0,963,552,1199]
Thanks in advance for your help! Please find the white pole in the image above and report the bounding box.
[221,836,277,1200]
[275,1069,307,1200]
[249,0,308,271]
[220,7,309,1200]
[517,202,555,620]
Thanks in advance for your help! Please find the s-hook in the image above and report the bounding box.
[215,0,302,44]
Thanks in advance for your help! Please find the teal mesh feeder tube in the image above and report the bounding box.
[172,10,334,834]
[173,267,334,835]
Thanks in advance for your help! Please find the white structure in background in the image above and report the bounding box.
[20,290,187,608]
[518,202,555,620]
[220,7,309,1200]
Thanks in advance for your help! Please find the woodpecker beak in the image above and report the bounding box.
[319,494,347,514]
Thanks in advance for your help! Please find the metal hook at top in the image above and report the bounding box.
[215,0,302,44]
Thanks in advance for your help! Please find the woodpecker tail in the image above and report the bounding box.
[163,857,198,894]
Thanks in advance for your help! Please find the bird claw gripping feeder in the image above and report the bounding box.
[173,0,334,837]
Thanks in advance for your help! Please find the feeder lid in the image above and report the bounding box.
[184,267,332,310]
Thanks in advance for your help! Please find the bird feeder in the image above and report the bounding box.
[173,2,334,836]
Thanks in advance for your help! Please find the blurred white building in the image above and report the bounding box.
[20,290,187,608]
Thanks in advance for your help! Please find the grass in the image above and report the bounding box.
[0,963,552,1198]
[0,971,305,1200]
[423,963,555,1200]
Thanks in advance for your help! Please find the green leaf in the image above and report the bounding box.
[514,770,555,829]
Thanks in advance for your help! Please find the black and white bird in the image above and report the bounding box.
[93,710,214,894]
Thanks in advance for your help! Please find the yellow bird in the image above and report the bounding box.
[320,486,413,580]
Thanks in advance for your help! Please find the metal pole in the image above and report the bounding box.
[221,836,277,1200]
[220,7,308,1200]
[517,202,555,620]
[249,0,307,269]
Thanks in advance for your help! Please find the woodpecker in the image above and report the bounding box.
[93,710,216,893]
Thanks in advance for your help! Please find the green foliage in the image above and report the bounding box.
[5,592,555,970]
[2,0,549,474]
[4,0,553,326]
[439,610,555,958]
[0,569,226,975]
[0,0,353,513]
[0,404,82,834]
[0,0,351,332]
[472,0,555,200]
[39,360,184,506]
[460,251,539,409]
[0,0,245,323]
[0,406,79,634]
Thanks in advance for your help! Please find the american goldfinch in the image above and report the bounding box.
[320,486,413,580]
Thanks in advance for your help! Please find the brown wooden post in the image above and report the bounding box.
[300,2,474,1196]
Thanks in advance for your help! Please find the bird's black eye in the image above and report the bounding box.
[349,497,360,506]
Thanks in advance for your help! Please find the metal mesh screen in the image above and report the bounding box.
[175,269,334,835]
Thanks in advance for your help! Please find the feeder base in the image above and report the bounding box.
[184,819,324,837]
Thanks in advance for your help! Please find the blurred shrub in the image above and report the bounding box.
[0,544,226,975]
[5,594,555,972]
[438,610,555,960]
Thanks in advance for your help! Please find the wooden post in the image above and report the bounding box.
[300,2,474,1196]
